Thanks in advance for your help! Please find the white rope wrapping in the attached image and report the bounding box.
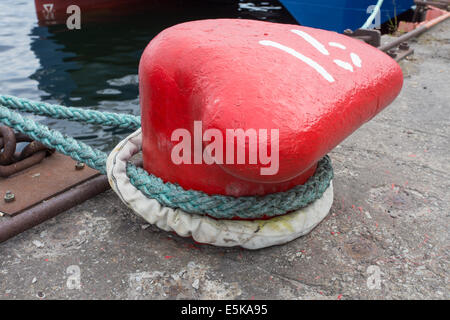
[106,129,334,249]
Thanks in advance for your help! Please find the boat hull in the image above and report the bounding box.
[278,0,414,32]
[34,0,170,25]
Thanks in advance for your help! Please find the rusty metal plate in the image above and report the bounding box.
[0,153,100,216]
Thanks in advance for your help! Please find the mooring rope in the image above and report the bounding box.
[0,95,140,130]
[0,94,333,219]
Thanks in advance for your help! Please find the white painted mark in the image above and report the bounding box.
[291,29,329,55]
[351,52,362,68]
[42,3,55,20]
[259,40,335,83]
[43,4,54,12]
[333,59,354,72]
[328,42,346,50]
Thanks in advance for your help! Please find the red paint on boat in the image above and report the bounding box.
[139,19,403,196]
[34,0,166,26]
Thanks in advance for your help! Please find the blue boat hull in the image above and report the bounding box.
[278,0,414,32]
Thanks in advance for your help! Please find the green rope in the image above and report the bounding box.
[0,105,108,173]
[0,95,140,130]
[0,94,333,219]
[127,156,333,218]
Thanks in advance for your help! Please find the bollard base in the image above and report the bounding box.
[107,129,334,249]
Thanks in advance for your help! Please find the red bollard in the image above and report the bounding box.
[139,19,403,197]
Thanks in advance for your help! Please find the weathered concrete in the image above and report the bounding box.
[0,20,449,300]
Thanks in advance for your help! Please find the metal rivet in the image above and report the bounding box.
[387,49,397,58]
[4,191,15,203]
[399,42,409,50]
[343,29,353,35]
[75,162,85,170]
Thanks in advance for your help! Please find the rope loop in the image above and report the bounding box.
[0,94,333,219]
[126,155,333,219]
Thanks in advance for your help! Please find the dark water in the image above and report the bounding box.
[0,1,296,151]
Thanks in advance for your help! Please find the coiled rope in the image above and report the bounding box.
[0,94,333,219]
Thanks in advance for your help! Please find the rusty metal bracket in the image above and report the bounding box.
[0,124,112,242]
[0,175,109,243]
[0,152,102,216]
[0,125,54,177]
[0,151,46,178]
[343,28,381,47]
[386,42,415,62]
[344,7,449,63]
[343,27,413,62]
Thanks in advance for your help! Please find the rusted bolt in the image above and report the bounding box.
[399,42,409,50]
[343,29,353,36]
[387,49,397,58]
[75,162,85,170]
[4,191,15,203]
